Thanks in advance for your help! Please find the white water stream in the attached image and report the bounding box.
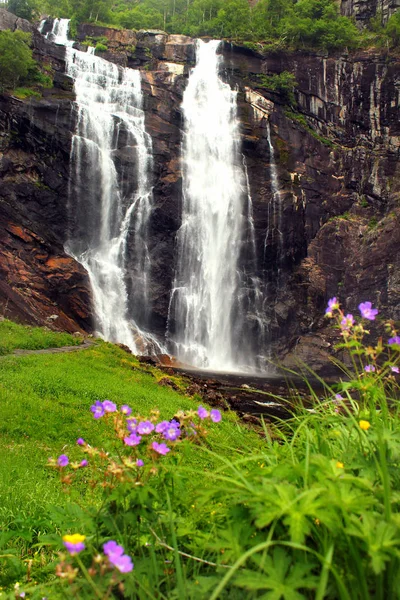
[168,40,253,371]
[45,19,161,354]
[264,121,282,253]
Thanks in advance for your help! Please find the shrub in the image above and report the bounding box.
[0,30,36,90]
[385,11,400,47]
[6,0,37,21]
[12,86,41,98]
[256,71,297,105]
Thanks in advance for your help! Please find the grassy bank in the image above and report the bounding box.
[0,322,259,596]
[1,311,400,598]
[0,319,82,355]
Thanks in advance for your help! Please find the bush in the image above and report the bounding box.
[385,11,400,47]
[6,0,37,21]
[256,71,297,105]
[0,30,36,90]
[11,86,41,98]
[280,0,360,50]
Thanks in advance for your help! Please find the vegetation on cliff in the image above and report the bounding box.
[0,30,35,89]
[0,29,52,95]
[2,0,399,52]
[1,301,400,598]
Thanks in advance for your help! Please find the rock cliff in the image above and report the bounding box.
[340,0,400,26]
[0,9,399,369]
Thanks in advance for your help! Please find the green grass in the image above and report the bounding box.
[2,316,400,597]
[0,319,83,355]
[12,87,41,99]
[0,331,259,593]
[0,337,259,544]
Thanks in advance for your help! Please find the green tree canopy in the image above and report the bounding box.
[7,0,38,21]
[0,30,36,90]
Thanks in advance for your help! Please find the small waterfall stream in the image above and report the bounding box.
[47,19,161,354]
[264,121,282,255]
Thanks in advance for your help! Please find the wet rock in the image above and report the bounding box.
[158,377,180,391]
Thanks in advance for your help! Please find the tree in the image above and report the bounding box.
[0,30,36,90]
[385,11,400,47]
[6,0,38,21]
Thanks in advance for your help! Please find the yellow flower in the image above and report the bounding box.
[336,461,344,469]
[359,420,371,431]
[62,534,86,544]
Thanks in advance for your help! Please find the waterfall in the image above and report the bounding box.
[264,121,282,254]
[37,19,46,34]
[45,19,161,354]
[242,157,265,352]
[45,18,74,46]
[168,39,249,371]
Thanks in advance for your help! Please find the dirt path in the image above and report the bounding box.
[9,339,95,356]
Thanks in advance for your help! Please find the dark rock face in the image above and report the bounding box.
[0,11,92,330]
[0,11,399,370]
[0,90,93,331]
[340,0,400,26]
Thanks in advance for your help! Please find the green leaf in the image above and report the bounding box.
[234,547,318,599]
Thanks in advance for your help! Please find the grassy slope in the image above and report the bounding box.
[0,331,258,541]
[0,319,82,355]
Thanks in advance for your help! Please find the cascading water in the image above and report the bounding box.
[168,39,255,371]
[264,121,282,255]
[45,19,161,353]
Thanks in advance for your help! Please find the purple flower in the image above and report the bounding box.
[110,553,134,573]
[155,420,169,433]
[198,406,209,419]
[364,364,376,373]
[333,394,343,405]
[57,454,69,467]
[136,459,144,467]
[340,314,354,331]
[210,409,222,423]
[389,336,400,346]
[391,366,399,374]
[103,540,134,573]
[358,301,378,321]
[325,297,339,315]
[80,460,88,467]
[124,433,142,446]
[103,540,124,558]
[152,442,170,455]
[126,418,137,433]
[91,400,105,419]
[163,422,181,441]
[121,405,132,416]
[137,421,155,435]
[103,400,117,413]
[76,438,85,446]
